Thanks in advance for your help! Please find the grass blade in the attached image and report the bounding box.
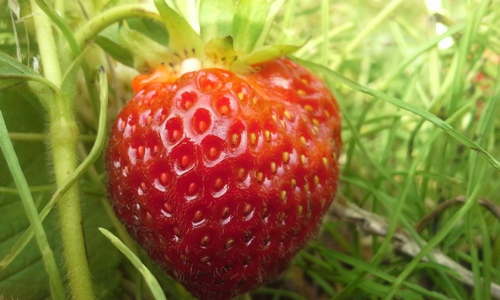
[99,228,166,300]
[0,111,65,300]
[0,67,108,270]
[297,58,500,172]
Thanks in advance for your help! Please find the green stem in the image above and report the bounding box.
[49,107,95,300]
[74,4,161,51]
[1,71,108,273]
[30,0,95,299]
[30,0,62,86]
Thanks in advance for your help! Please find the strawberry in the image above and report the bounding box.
[105,1,341,299]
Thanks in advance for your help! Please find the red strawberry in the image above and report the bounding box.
[105,1,341,299]
[106,57,341,299]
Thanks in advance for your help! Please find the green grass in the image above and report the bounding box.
[0,0,499,299]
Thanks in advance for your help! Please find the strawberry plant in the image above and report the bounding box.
[1,1,499,300]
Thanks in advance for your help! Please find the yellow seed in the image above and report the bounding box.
[282,152,290,163]
[271,115,277,122]
[264,130,271,142]
[314,175,320,186]
[323,157,328,166]
[291,178,297,188]
[304,104,314,112]
[208,146,218,159]
[214,177,223,190]
[280,190,287,201]
[243,203,252,215]
[300,136,307,147]
[300,154,307,165]
[219,105,229,115]
[304,183,310,193]
[297,89,306,96]
[231,133,239,146]
[237,92,244,100]
[225,239,234,249]
[200,235,210,246]
[270,162,277,174]
[256,172,264,182]
[237,168,246,180]
[250,132,257,145]
[193,210,203,223]
[297,205,303,215]
[301,79,309,85]
[284,110,292,121]
[312,118,319,125]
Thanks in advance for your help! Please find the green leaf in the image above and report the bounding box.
[232,0,269,53]
[254,0,287,49]
[241,44,301,65]
[128,17,169,47]
[199,0,235,42]
[204,36,239,66]
[97,18,170,69]
[118,25,172,70]
[0,78,22,91]
[96,25,135,68]
[0,52,58,92]
[154,0,204,61]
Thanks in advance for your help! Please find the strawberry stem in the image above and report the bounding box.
[29,1,95,299]
[74,4,162,54]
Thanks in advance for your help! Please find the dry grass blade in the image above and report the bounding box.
[415,196,500,233]
[330,199,500,299]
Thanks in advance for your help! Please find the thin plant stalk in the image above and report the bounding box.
[0,112,65,299]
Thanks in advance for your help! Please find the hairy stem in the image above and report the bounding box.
[30,0,62,86]
[30,0,95,299]
[74,4,161,51]
[49,109,95,300]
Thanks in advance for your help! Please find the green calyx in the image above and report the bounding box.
[119,0,303,73]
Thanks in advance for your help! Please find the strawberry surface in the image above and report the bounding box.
[106,57,341,300]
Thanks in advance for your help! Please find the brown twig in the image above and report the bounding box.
[415,195,500,233]
[329,199,500,299]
